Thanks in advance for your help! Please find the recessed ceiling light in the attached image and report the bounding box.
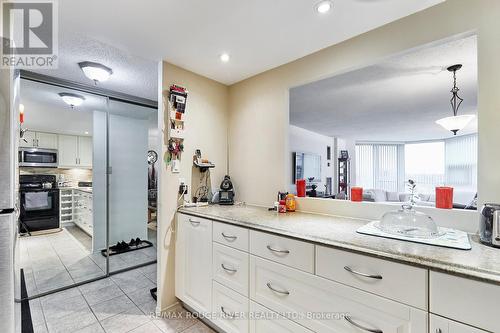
[220,53,230,63]
[84,131,89,135]
[315,0,333,14]
[78,61,113,84]
[58,92,85,108]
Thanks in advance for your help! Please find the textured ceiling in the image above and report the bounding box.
[290,35,478,142]
[49,0,443,85]
[31,33,158,101]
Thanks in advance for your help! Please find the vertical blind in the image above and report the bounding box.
[355,144,403,192]
[355,134,477,194]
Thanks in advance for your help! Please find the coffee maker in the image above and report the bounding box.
[479,203,500,248]
[218,175,234,205]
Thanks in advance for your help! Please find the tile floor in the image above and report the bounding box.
[19,225,157,297]
[29,264,216,333]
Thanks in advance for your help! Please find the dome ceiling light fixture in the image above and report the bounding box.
[435,64,475,135]
[58,92,85,108]
[78,61,113,84]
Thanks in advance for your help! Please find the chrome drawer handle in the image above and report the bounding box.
[436,329,442,333]
[189,218,200,226]
[344,266,382,280]
[220,306,236,318]
[266,282,290,295]
[221,232,237,241]
[221,263,237,273]
[345,315,383,333]
[266,245,290,254]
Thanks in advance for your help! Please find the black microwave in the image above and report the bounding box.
[19,147,58,168]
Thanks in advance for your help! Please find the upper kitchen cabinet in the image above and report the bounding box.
[58,134,92,168]
[19,131,58,149]
[78,136,92,168]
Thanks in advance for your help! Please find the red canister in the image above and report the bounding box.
[436,187,453,209]
[296,179,306,197]
[351,187,363,202]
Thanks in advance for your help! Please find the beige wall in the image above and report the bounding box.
[157,63,228,310]
[228,0,500,207]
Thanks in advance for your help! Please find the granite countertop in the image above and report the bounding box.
[178,204,500,285]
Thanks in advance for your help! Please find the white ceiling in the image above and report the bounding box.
[42,0,444,86]
[20,79,156,136]
[31,33,158,101]
[290,35,478,142]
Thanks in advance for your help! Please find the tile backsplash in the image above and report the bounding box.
[20,167,92,186]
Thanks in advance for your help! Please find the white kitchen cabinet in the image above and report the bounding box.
[213,242,249,297]
[212,281,249,333]
[250,255,427,333]
[58,134,92,168]
[250,301,313,333]
[19,131,57,149]
[175,214,213,314]
[316,245,428,309]
[430,314,488,333]
[58,134,79,167]
[430,271,499,332]
[36,132,58,149]
[78,136,92,167]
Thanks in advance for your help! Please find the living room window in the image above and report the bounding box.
[355,134,477,202]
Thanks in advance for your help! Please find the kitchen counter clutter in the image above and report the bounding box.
[176,204,500,333]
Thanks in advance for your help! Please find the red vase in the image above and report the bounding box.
[436,187,453,209]
[351,187,363,202]
[296,179,306,197]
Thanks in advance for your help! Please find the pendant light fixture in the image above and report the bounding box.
[78,61,113,84]
[435,64,475,135]
[59,92,85,108]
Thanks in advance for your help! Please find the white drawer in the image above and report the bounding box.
[250,256,427,333]
[213,242,249,297]
[249,230,314,273]
[430,271,499,332]
[212,281,249,333]
[316,246,428,309]
[213,221,249,252]
[430,314,488,333]
[249,301,313,333]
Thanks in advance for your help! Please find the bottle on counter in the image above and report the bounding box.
[278,200,287,213]
[286,193,296,212]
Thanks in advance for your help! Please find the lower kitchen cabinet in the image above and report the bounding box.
[250,301,313,333]
[250,255,427,333]
[175,214,213,314]
[212,281,249,333]
[430,314,488,333]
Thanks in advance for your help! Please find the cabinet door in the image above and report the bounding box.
[430,314,487,333]
[58,135,78,167]
[78,136,92,167]
[19,130,36,147]
[250,256,428,333]
[175,214,212,314]
[36,132,58,149]
[250,301,313,333]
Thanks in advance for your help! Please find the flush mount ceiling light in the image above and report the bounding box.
[58,92,85,108]
[435,64,475,135]
[220,53,230,63]
[78,61,113,84]
[315,0,333,14]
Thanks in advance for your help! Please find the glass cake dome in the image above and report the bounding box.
[376,204,442,239]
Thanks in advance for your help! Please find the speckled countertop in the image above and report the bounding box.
[178,204,500,285]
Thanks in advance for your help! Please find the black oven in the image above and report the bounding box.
[19,147,58,168]
[19,175,59,232]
